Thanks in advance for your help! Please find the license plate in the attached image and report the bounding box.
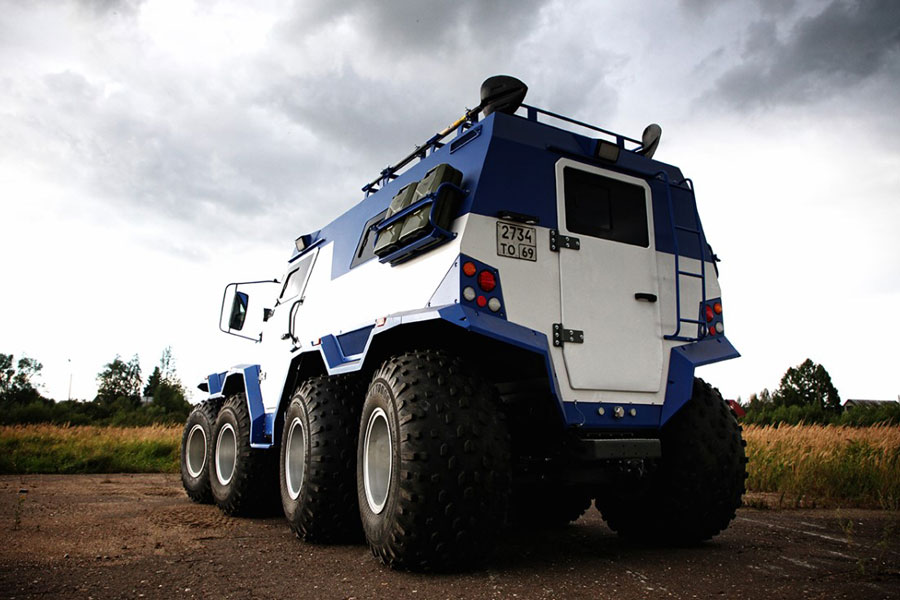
[496,222,537,262]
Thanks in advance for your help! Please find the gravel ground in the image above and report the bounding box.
[1,474,898,599]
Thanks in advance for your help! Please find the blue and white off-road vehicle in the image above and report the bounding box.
[180,76,746,571]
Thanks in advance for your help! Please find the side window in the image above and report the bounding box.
[279,252,316,304]
[351,210,388,269]
[563,167,649,247]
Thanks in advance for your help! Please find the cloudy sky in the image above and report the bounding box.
[1,0,898,403]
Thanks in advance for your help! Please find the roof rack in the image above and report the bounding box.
[361,76,653,196]
[519,103,643,151]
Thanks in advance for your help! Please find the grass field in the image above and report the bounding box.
[743,424,900,510]
[2,423,898,510]
[0,424,182,474]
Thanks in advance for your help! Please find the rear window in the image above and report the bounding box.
[351,210,388,269]
[563,167,649,247]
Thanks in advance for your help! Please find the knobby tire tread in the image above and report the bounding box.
[211,394,278,517]
[361,349,511,572]
[180,399,221,504]
[596,378,748,544]
[281,374,365,543]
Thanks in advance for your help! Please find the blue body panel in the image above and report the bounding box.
[206,364,274,449]
[660,336,741,425]
[289,111,711,283]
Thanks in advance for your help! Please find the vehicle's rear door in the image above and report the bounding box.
[555,159,663,392]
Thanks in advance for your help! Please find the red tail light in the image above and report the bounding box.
[477,270,496,292]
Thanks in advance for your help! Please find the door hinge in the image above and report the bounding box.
[549,229,580,252]
[553,323,584,346]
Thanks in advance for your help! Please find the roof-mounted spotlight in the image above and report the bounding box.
[638,123,662,159]
[295,234,312,253]
[480,75,528,117]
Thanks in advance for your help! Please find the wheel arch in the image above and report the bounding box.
[362,319,567,457]
[272,351,328,447]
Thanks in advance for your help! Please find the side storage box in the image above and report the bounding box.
[373,182,419,257]
[398,163,463,245]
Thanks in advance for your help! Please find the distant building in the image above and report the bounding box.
[843,399,898,410]
[726,399,745,418]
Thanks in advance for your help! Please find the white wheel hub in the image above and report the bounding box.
[285,417,306,500]
[363,407,392,514]
[215,423,237,486]
[186,424,207,478]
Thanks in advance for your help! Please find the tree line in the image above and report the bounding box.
[740,358,900,426]
[0,347,192,426]
[2,350,896,428]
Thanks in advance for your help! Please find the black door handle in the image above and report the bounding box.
[634,293,657,303]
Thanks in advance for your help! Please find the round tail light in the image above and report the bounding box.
[477,270,496,292]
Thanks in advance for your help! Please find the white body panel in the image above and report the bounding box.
[258,249,319,411]
[459,216,720,407]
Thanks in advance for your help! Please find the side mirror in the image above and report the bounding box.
[219,279,278,342]
[229,292,249,330]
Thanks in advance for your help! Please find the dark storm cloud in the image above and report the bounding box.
[281,0,550,55]
[261,0,557,169]
[261,68,463,175]
[681,0,796,17]
[1,65,330,253]
[707,0,900,109]
[0,0,579,259]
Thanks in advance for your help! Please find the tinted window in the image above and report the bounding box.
[351,210,388,269]
[563,167,649,247]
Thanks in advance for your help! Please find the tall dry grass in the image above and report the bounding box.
[0,424,182,474]
[3,423,899,510]
[743,424,900,509]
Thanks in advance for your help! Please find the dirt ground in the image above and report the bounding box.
[0,474,898,599]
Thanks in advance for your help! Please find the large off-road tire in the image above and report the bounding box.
[511,484,593,527]
[180,399,220,503]
[357,350,511,571]
[210,394,278,516]
[280,374,364,542]
[596,378,747,544]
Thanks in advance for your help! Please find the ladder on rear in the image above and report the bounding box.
[656,171,708,342]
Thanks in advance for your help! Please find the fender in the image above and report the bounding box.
[660,335,740,425]
[206,364,274,449]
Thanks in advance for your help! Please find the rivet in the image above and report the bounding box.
[629,408,637,417]
[598,407,605,416]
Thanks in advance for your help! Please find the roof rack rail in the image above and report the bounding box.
[519,103,643,150]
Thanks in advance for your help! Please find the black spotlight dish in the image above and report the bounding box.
[480,75,528,117]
